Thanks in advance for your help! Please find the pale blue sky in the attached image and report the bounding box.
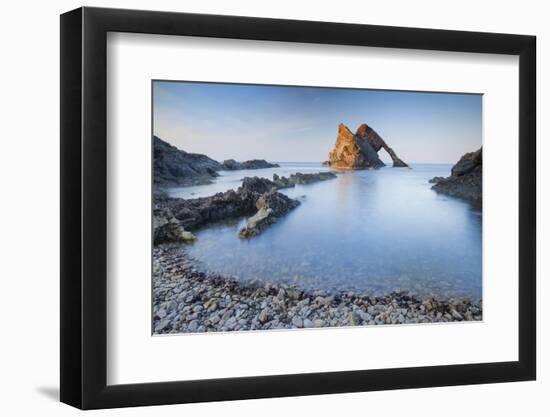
[153,81,482,164]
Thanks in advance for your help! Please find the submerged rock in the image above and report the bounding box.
[152,246,482,334]
[328,123,408,169]
[430,148,482,203]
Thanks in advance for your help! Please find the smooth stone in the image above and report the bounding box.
[451,310,463,320]
[292,317,303,328]
[154,318,171,332]
[188,320,199,332]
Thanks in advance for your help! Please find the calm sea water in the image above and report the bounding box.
[168,163,482,300]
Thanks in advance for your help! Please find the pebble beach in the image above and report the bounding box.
[153,245,482,334]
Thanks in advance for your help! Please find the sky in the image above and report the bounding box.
[153,81,482,164]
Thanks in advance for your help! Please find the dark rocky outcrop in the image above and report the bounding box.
[154,136,222,187]
[240,176,278,194]
[154,176,300,240]
[153,207,196,245]
[328,123,408,169]
[272,172,337,188]
[153,172,337,243]
[220,159,241,170]
[430,148,482,203]
[156,189,260,232]
[222,159,279,170]
[239,190,300,238]
[241,172,337,193]
[154,136,282,188]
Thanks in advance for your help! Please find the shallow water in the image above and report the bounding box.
[180,163,482,299]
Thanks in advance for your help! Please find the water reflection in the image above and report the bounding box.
[184,163,482,299]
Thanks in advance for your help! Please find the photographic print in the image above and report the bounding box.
[152,81,483,334]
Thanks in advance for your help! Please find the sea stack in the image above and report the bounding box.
[355,124,408,167]
[328,123,408,169]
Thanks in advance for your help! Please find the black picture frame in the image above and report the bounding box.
[60,6,536,410]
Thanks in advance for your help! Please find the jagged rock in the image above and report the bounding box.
[355,124,408,167]
[153,136,222,187]
[158,190,259,231]
[328,124,384,169]
[154,172,335,244]
[328,123,408,169]
[242,172,337,193]
[154,176,296,236]
[222,159,279,170]
[428,176,445,184]
[430,148,482,203]
[451,148,482,177]
[240,176,278,194]
[153,207,196,244]
[239,190,300,238]
[272,172,337,188]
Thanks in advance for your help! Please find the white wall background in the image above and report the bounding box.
[0,0,545,415]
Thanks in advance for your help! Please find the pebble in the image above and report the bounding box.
[292,317,303,327]
[154,318,171,332]
[188,320,199,332]
[152,246,483,334]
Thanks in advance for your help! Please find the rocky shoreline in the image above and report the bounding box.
[153,246,482,334]
[430,148,482,204]
[153,136,281,187]
[154,173,337,244]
